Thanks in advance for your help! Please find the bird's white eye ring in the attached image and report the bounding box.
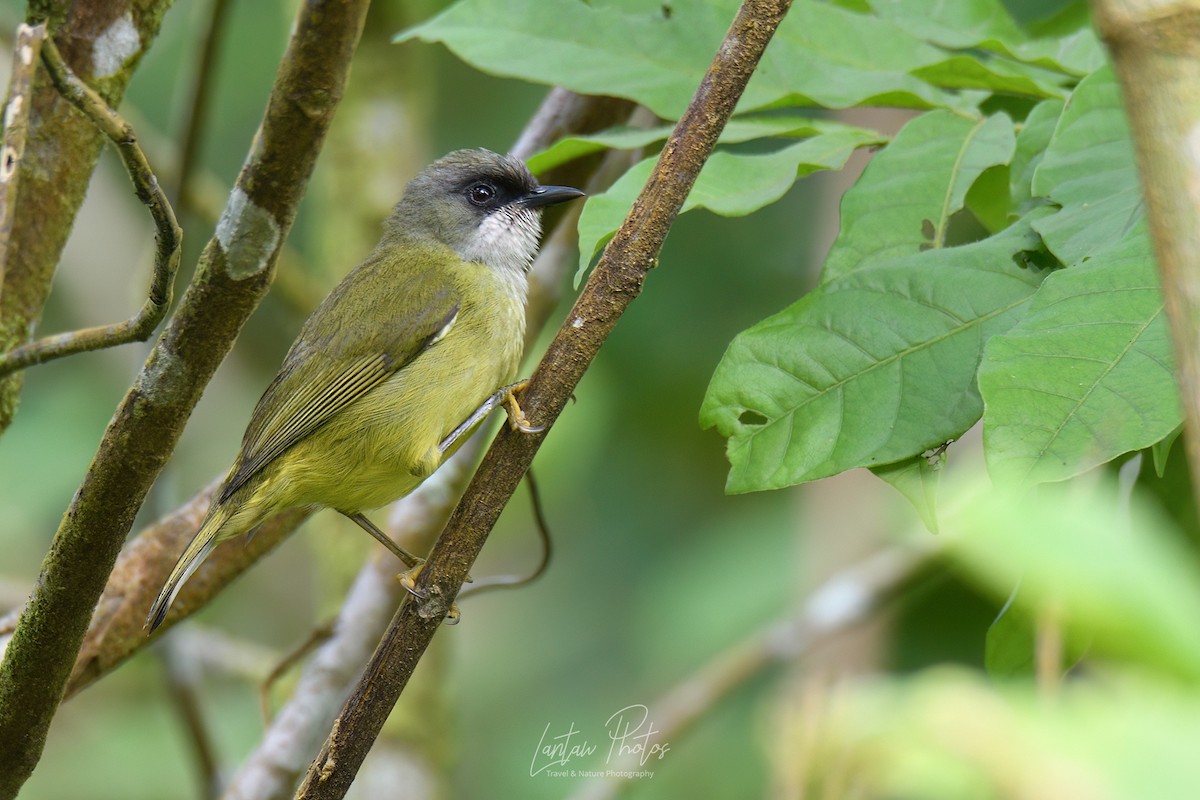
[467,182,496,205]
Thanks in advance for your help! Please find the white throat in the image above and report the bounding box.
[457,205,542,278]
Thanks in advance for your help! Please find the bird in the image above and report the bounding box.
[146,149,584,633]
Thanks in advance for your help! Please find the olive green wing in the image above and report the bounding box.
[220,256,459,503]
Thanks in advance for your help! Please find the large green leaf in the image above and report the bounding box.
[868,0,1104,76]
[821,110,1016,282]
[575,127,884,280]
[759,2,971,111]
[978,228,1180,485]
[1031,66,1143,266]
[701,214,1050,493]
[911,55,1068,100]
[398,0,967,120]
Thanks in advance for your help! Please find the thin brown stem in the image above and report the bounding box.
[1035,603,1063,699]
[0,22,46,312]
[296,1,793,797]
[0,35,182,377]
[174,0,232,211]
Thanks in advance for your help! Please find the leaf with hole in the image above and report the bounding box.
[820,110,1016,283]
[701,212,1051,493]
[979,227,1180,486]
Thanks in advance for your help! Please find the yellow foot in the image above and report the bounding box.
[397,564,461,624]
[502,380,544,434]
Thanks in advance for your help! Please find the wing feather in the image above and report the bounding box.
[220,249,461,501]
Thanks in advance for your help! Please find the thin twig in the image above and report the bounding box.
[567,544,934,800]
[174,0,232,211]
[259,617,336,726]
[296,2,793,797]
[0,22,46,312]
[457,469,552,598]
[0,36,182,377]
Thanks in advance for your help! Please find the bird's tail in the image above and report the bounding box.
[145,505,232,634]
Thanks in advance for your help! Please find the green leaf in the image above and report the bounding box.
[911,55,1067,100]
[868,0,1104,76]
[575,128,883,281]
[1010,99,1063,209]
[821,110,1016,282]
[979,228,1180,486]
[965,164,1011,234]
[1152,425,1184,479]
[528,114,878,175]
[950,481,1200,681]
[872,452,943,533]
[399,0,967,121]
[985,587,1035,680]
[701,213,1050,493]
[761,2,973,111]
[1031,66,1143,266]
[397,0,730,119]
[985,582,1091,680]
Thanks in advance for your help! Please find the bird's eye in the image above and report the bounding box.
[467,182,496,206]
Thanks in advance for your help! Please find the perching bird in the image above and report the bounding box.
[147,149,584,633]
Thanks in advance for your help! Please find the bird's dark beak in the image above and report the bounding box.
[518,185,586,209]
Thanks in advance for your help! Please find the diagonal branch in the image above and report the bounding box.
[295,1,794,797]
[0,35,183,377]
[0,1,371,794]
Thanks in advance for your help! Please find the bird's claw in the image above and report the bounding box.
[502,380,544,434]
[397,563,462,624]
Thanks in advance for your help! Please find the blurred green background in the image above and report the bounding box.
[0,1,1062,798]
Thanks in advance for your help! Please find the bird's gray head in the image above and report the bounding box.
[387,149,584,275]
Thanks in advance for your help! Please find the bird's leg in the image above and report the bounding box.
[344,512,422,569]
[438,391,502,453]
[500,379,543,434]
[344,512,464,624]
[437,379,544,455]
[397,565,460,625]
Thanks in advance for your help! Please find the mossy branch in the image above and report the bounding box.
[0,0,172,435]
[0,35,183,377]
[295,1,794,797]
[0,1,370,794]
